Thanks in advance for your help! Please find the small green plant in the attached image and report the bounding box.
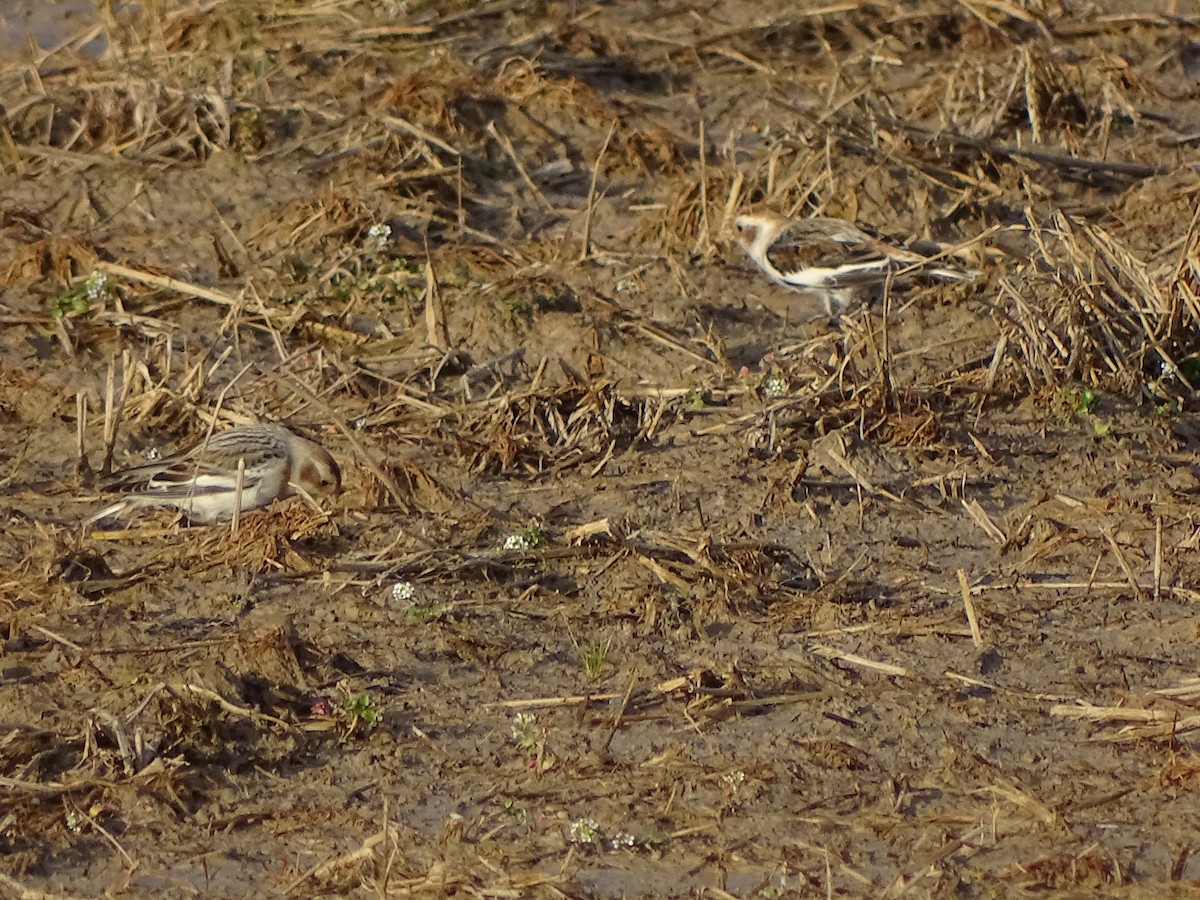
[510,711,555,771]
[363,222,391,255]
[581,640,608,680]
[498,796,527,823]
[685,387,706,410]
[389,580,444,620]
[566,817,649,853]
[274,221,419,309]
[64,808,85,834]
[342,691,380,732]
[403,600,446,623]
[568,817,600,845]
[51,272,110,318]
[1072,386,1100,416]
[503,522,545,551]
[1053,385,1109,436]
[757,368,787,398]
[510,712,538,751]
[500,295,533,326]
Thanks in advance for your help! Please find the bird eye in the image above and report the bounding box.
[735,222,745,233]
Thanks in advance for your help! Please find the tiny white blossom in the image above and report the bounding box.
[503,532,532,550]
[364,223,392,253]
[503,524,543,551]
[84,272,109,302]
[568,817,600,844]
[722,770,746,790]
[611,831,636,850]
[761,373,786,397]
[511,712,537,748]
[391,581,415,603]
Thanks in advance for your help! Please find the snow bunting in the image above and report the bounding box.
[734,211,979,316]
[85,424,340,526]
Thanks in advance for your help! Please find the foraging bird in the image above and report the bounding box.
[85,424,340,525]
[734,210,979,316]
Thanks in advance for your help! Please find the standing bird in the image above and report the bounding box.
[734,210,979,316]
[84,423,341,525]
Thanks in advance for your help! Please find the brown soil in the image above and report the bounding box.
[3,1,1200,896]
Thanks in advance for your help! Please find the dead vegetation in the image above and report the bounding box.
[3,0,1200,896]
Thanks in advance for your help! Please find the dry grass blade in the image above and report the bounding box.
[809,647,911,678]
[580,119,617,261]
[96,261,245,310]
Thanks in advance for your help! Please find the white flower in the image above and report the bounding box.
[722,770,746,791]
[364,223,392,253]
[510,712,537,749]
[610,831,636,850]
[761,373,786,397]
[83,272,109,302]
[568,817,600,844]
[503,525,543,551]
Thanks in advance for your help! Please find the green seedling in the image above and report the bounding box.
[1073,386,1100,416]
[51,272,110,318]
[1053,385,1108,436]
[343,692,380,731]
[501,295,533,325]
[498,796,527,823]
[404,601,446,623]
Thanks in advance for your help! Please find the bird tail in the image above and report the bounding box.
[925,265,980,283]
[83,498,133,528]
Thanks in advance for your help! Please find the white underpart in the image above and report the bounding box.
[162,468,288,522]
[777,260,889,290]
[86,461,289,525]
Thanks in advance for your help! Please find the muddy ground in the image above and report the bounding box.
[3,0,1200,896]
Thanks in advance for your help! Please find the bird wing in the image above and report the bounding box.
[849,223,974,275]
[766,229,893,290]
[772,218,974,290]
[766,230,877,274]
[99,444,278,498]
